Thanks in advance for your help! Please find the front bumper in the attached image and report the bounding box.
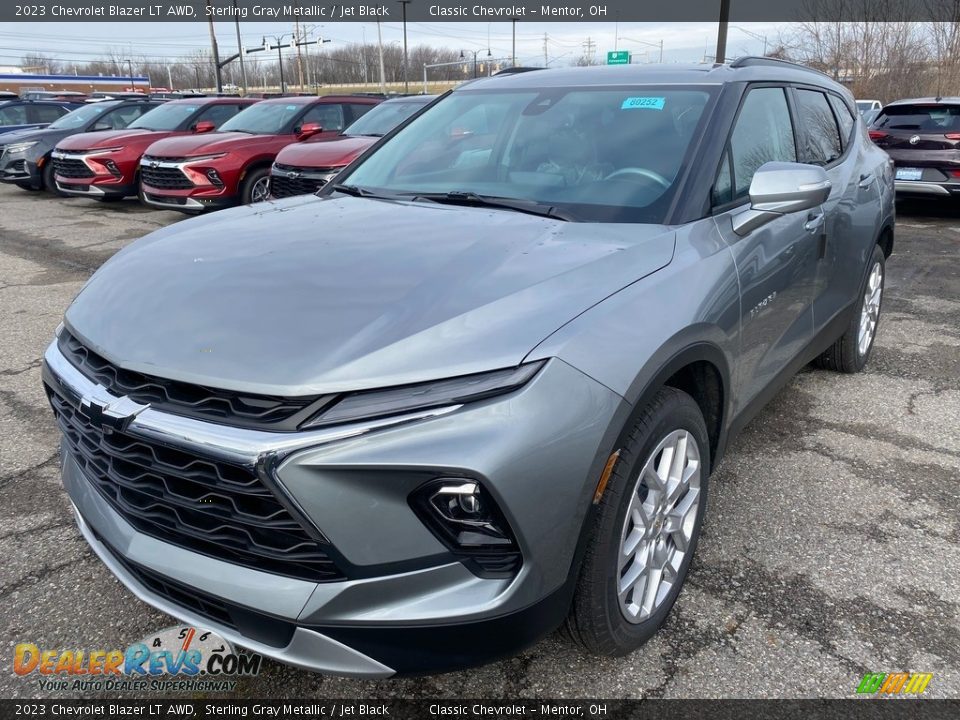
[43,338,623,675]
[0,150,38,185]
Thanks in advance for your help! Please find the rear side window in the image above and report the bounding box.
[796,89,842,165]
[873,104,960,132]
[348,103,376,124]
[828,95,856,149]
[727,87,797,201]
[0,104,28,124]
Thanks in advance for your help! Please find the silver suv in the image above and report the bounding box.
[43,59,894,677]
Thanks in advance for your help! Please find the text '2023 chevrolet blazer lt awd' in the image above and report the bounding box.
[43,60,893,677]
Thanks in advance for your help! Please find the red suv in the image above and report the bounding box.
[52,97,257,201]
[139,95,383,212]
[270,95,435,198]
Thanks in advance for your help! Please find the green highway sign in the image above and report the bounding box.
[607,51,630,65]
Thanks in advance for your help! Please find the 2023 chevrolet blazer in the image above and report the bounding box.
[43,60,893,677]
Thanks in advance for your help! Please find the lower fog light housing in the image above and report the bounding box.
[410,479,522,579]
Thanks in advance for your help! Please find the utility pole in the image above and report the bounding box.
[167,64,173,90]
[397,0,411,93]
[232,0,247,93]
[294,19,304,90]
[543,32,548,67]
[205,0,222,92]
[376,21,387,94]
[511,18,518,66]
[583,37,596,64]
[126,58,134,91]
[716,0,731,64]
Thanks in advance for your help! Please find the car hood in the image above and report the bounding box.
[146,132,290,157]
[56,128,170,151]
[275,135,376,167]
[65,196,675,396]
[0,126,65,145]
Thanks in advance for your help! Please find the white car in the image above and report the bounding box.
[856,99,882,115]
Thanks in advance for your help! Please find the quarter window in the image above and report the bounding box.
[34,104,68,123]
[796,89,842,165]
[727,87,797,201]
[828,94,855,149]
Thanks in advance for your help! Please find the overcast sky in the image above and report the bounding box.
[0,21,781,71]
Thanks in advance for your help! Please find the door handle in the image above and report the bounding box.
[804,211,825,233]
[859,173,875,189]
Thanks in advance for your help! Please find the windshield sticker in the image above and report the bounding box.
[621,97,665,110]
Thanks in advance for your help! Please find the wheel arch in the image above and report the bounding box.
[877,222,894,258]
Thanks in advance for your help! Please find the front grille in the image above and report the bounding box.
[141,157,193,189]
[58,330,329,431]
[53,156,94,179]
[49,386,345,582]
[270,163,332,198]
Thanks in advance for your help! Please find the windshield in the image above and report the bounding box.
[219,102,302,134]
[873,104,960,132]
[128,103,200,131]
[48,102,112,130]
[345,100,430,137]
[341,86,714,223]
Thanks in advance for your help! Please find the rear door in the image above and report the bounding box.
[712,85,820,412]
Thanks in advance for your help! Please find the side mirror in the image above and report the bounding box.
[296,122,323,140]
[192,120,216,134]
[732,162,832,236]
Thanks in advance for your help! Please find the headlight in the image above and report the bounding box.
[6,141,38,154]
[301,361,545,429]
[183,153,227,164]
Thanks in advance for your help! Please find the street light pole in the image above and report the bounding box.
[233,0,247,93]
[205,0,222,92]
[376,21,387,94]
[126,59,134,91]
[397,0,411,92]
[716,0,731,65]
[511,18,518,66]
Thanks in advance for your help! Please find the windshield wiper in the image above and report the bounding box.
[410,191,572,221]
[330,183,404,200]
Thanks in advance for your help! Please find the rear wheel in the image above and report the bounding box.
[240,167,271,205]
[816,244,885,373]
[566,387,709,656]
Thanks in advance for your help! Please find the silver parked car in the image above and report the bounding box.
[42,59,894,676]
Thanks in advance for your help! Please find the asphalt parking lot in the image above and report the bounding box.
[0,185,957,700]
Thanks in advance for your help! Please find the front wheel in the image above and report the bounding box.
[240,167,271,205]
[816,244,885,373]
[42,160,66,197]
[566,386,709,656]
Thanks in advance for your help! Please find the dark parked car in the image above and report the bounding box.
[43,59,893,677]
[0,99,164,193]
[270,95,436,198]
[139,95,383,212]
[51,97,257,201]
[0,99,83,137]
[869,97,960,198]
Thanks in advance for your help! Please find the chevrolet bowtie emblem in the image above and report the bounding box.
[77,386,148,433]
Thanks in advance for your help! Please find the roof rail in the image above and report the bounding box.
[730,56,833,79]
[493,67,544,76]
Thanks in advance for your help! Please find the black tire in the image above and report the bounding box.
[815,244,885,373]
[239,166,271,205]
[566,386,710,656]
[41,160,66,196]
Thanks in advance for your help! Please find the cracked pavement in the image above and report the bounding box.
[0,186,957,699]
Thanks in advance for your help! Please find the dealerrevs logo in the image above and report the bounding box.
[13,626,261,692]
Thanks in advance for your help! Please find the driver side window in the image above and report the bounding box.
[714,87,797,206]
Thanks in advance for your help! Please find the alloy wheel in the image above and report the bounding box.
[250,176,270,203]
[618,429,701,623]
[857,261,883,357]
